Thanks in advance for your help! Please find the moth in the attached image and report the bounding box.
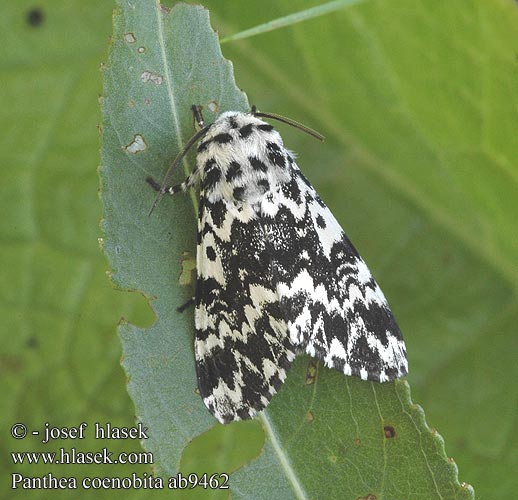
[147,105,408,424]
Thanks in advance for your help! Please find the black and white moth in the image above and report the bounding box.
[148,106,408,424]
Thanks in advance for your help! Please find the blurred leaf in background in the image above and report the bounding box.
[2,0,518,499]
[1,1,161,498]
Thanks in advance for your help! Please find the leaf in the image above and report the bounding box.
[101,1,476,499]
[100,0,249,477]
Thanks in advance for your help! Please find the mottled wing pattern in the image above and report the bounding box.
[261,169,408,382]
[194,193,295,424]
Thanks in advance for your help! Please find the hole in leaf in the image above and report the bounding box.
[208,100,220,113]
[180,420,263,486]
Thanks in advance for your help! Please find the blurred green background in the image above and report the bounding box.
[2,0,518,498]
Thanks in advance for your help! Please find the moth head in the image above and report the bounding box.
[148,105,324,215]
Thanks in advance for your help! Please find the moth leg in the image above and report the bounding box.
[177,296,195,313]
[146,176,183,195]
[146,176,163,192]
[147,167,201,196]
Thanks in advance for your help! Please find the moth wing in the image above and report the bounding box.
[263,171,408,382]
[194,195,295,423]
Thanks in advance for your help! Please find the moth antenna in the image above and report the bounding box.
[251,106,325,142]
[148,124,210,216]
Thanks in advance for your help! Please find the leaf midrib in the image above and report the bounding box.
[260,412,309,500]
[155,2,198,212]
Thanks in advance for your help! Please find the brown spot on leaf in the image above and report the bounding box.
[384,425,396,438]
[0,355,24,373]
[305,359,317,385]
[26,337,38,349]
[356,494,377,500]
[306,411,314,423]
[26,8,44,27]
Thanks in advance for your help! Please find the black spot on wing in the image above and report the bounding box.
[350,336,382,375]
[239,123,254,138]
[360,300,403,345]
[195,276,219,309]
[213,133,233,144]
[258,124,274,132]
[197,141,209,153]
[207,200,226,227]
[233,186,246,201]
[281,177,301,203]
[228,116,239,129]
[197,344,238,391]
[316,214,326,228]
[226,161,242,182]
[266,141,286,168]
[202,158,221,190]
[296,170,313,188]
[249,156,268,172]
[258,179,270,193]
[206,246,217,261]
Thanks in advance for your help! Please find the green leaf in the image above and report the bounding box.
[233,378,470,500]
[219,0,367,43]
[100,0,249,477]
[101,2,477,499]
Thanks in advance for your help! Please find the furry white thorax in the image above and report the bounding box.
[194,112,293,204]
